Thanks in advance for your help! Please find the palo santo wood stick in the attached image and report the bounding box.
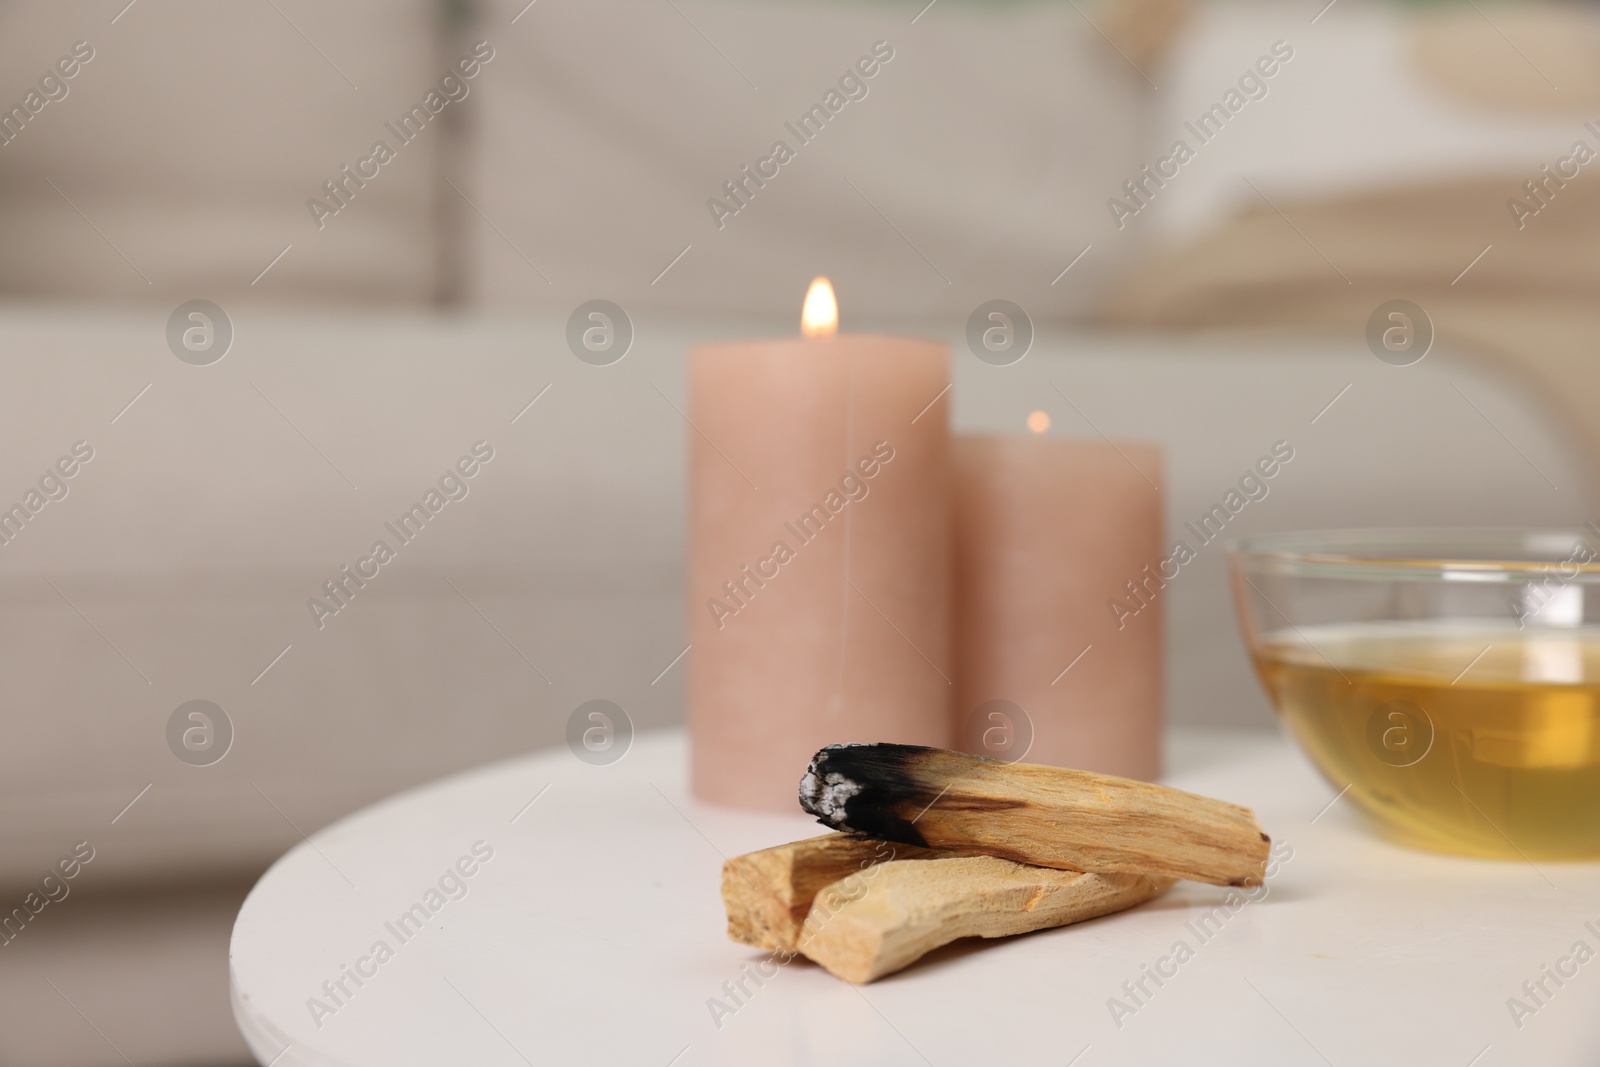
[722,832,951,953]
[799,859,1174,983]
[799,743,1270,887]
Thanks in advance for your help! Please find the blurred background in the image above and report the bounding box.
[3,0,1599,1062]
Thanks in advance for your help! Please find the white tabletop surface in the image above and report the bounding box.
[230,727,1600,1066]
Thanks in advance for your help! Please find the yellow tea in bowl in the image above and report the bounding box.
[1254,622,1600,858]
[1231,529,1600,858]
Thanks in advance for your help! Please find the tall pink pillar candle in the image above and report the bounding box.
[952,434,1163,780]
[688,334,952,810]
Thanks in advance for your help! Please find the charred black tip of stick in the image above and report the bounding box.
[798,743,938,846]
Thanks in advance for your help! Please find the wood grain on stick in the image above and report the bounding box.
[799,743,1270,887]
[799,859,1174,983]
[721,832,949,953]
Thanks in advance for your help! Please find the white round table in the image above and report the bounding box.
[231,728,1600,1066]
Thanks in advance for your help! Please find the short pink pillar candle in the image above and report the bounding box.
[952,433,1163,779]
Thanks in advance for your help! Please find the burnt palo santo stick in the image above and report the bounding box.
[799,743,1270,887]
[799,860,1174,983]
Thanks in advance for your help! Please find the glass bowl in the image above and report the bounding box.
[1229,528,1600,859]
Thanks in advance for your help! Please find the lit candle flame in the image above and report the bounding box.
[1027,410,1050,434]
[801,277,838,338]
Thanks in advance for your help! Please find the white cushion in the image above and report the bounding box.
[0,1,439,304]
[467,0,1148,319]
